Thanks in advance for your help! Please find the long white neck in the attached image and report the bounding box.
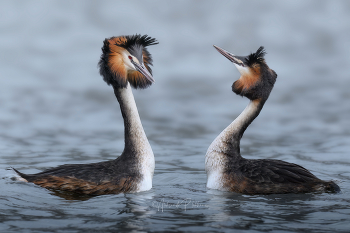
[207,99,263,158]
[114,83,150,153]
[205,99,264,189]
[114,83,155,191]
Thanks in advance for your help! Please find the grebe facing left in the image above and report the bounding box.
[205,45,340,194]
[14,34,158,195]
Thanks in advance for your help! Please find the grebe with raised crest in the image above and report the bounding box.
[14,34,158,195]
[205,45,340,194]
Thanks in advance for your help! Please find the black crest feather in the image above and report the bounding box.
[117,34,158,49]
[246,46,266,67]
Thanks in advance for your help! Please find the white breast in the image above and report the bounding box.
[205,142,227,189]
[137,145,155,192]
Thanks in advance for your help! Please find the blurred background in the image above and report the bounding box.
[0,1,350,232]
[1,0,349,158]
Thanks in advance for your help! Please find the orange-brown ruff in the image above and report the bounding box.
[205,45,340,194]
[14,34,158,196]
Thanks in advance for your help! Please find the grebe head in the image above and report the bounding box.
[99,34,158,89]
[213,45,277,100]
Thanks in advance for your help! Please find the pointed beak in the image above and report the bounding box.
[131,61,155,83]
[213,45,245,67]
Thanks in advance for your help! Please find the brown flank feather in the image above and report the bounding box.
[32,175,137,195]
[223,173,328,194]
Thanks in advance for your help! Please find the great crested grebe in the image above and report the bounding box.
[205,45,340,194]
[14,34,158,195]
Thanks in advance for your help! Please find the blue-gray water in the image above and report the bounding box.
[1,1,350,232]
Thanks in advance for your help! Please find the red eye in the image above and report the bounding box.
[128,56,132,60]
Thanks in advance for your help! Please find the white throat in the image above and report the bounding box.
[118,84,149,149]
